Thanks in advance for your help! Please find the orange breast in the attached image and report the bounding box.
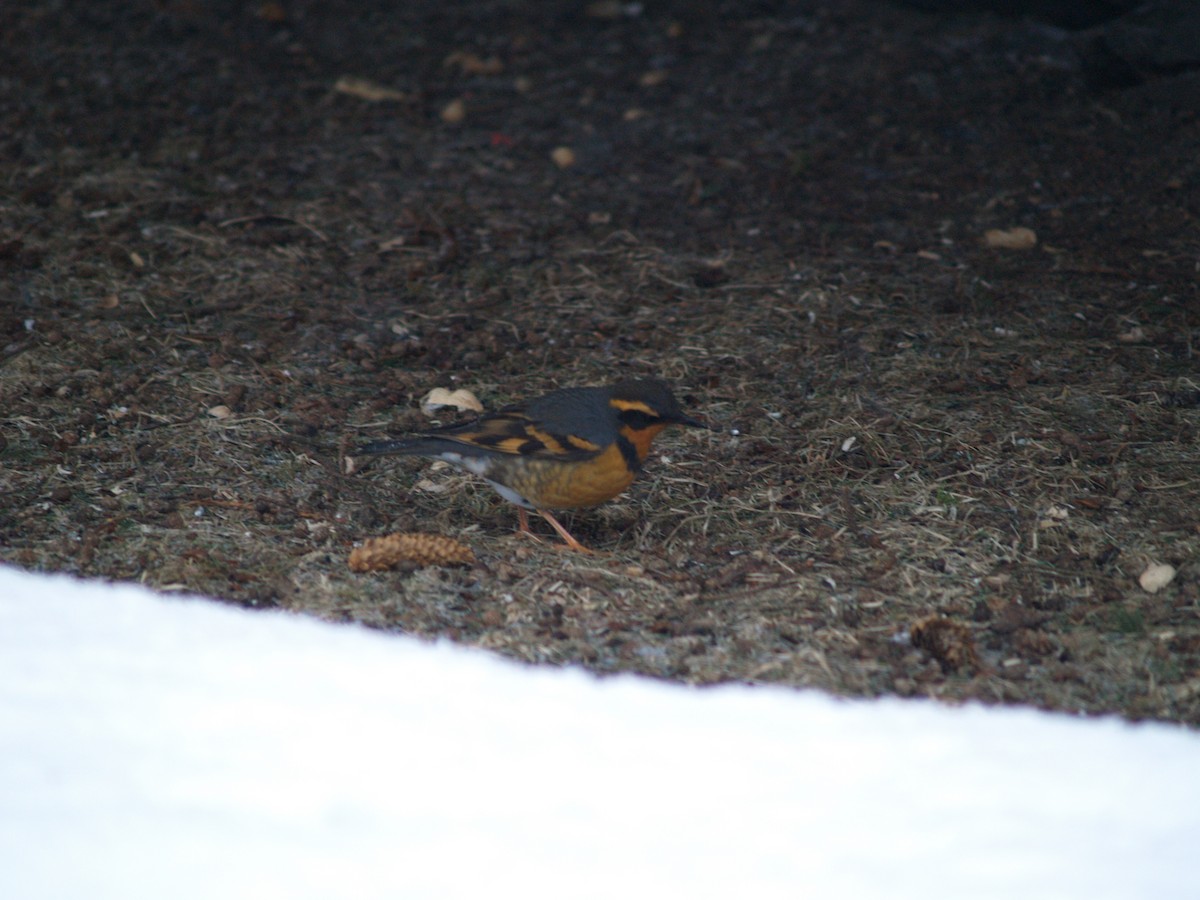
[507,442,636,510]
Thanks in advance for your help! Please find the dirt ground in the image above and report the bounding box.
[3,1,1198,724]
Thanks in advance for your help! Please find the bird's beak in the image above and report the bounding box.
[675,414,712,430]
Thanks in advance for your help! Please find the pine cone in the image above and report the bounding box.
[910,615,980,673]
[349,532,475,571]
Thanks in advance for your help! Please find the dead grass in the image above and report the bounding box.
[2,0,1198,725]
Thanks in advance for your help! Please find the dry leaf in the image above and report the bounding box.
[1037,504,1070,529]
[414,477,450,495]
[333,76,407,102]
[443,51,504,76]
[441,98,467,124]
[420,387,483,416]
[256,2,287,23]
[1139,562,1177,593]
[550,146,576,169]
[586,1,624,19]
[983,227,1037,250]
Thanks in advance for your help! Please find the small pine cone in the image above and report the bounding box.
[909,615,980,673]
[349,532,476,571]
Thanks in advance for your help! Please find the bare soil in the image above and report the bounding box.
[3,1,1198,723]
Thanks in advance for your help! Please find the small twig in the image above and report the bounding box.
[218,214,329,243]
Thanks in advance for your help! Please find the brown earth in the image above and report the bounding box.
[2,1,1198,723]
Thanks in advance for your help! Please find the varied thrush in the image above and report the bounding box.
[357,378,705,552]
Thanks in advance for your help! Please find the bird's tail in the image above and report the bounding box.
[355,439,426,456]
[355,437,468,458]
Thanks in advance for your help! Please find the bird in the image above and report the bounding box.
[355,378,706,552]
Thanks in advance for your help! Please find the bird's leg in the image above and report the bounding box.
[537,509,593,554]
[514,506,592,553]
[515,507,540,540]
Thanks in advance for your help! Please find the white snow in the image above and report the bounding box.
[1,563,1197,899]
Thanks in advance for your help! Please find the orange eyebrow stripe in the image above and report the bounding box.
[609,398,655,415]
